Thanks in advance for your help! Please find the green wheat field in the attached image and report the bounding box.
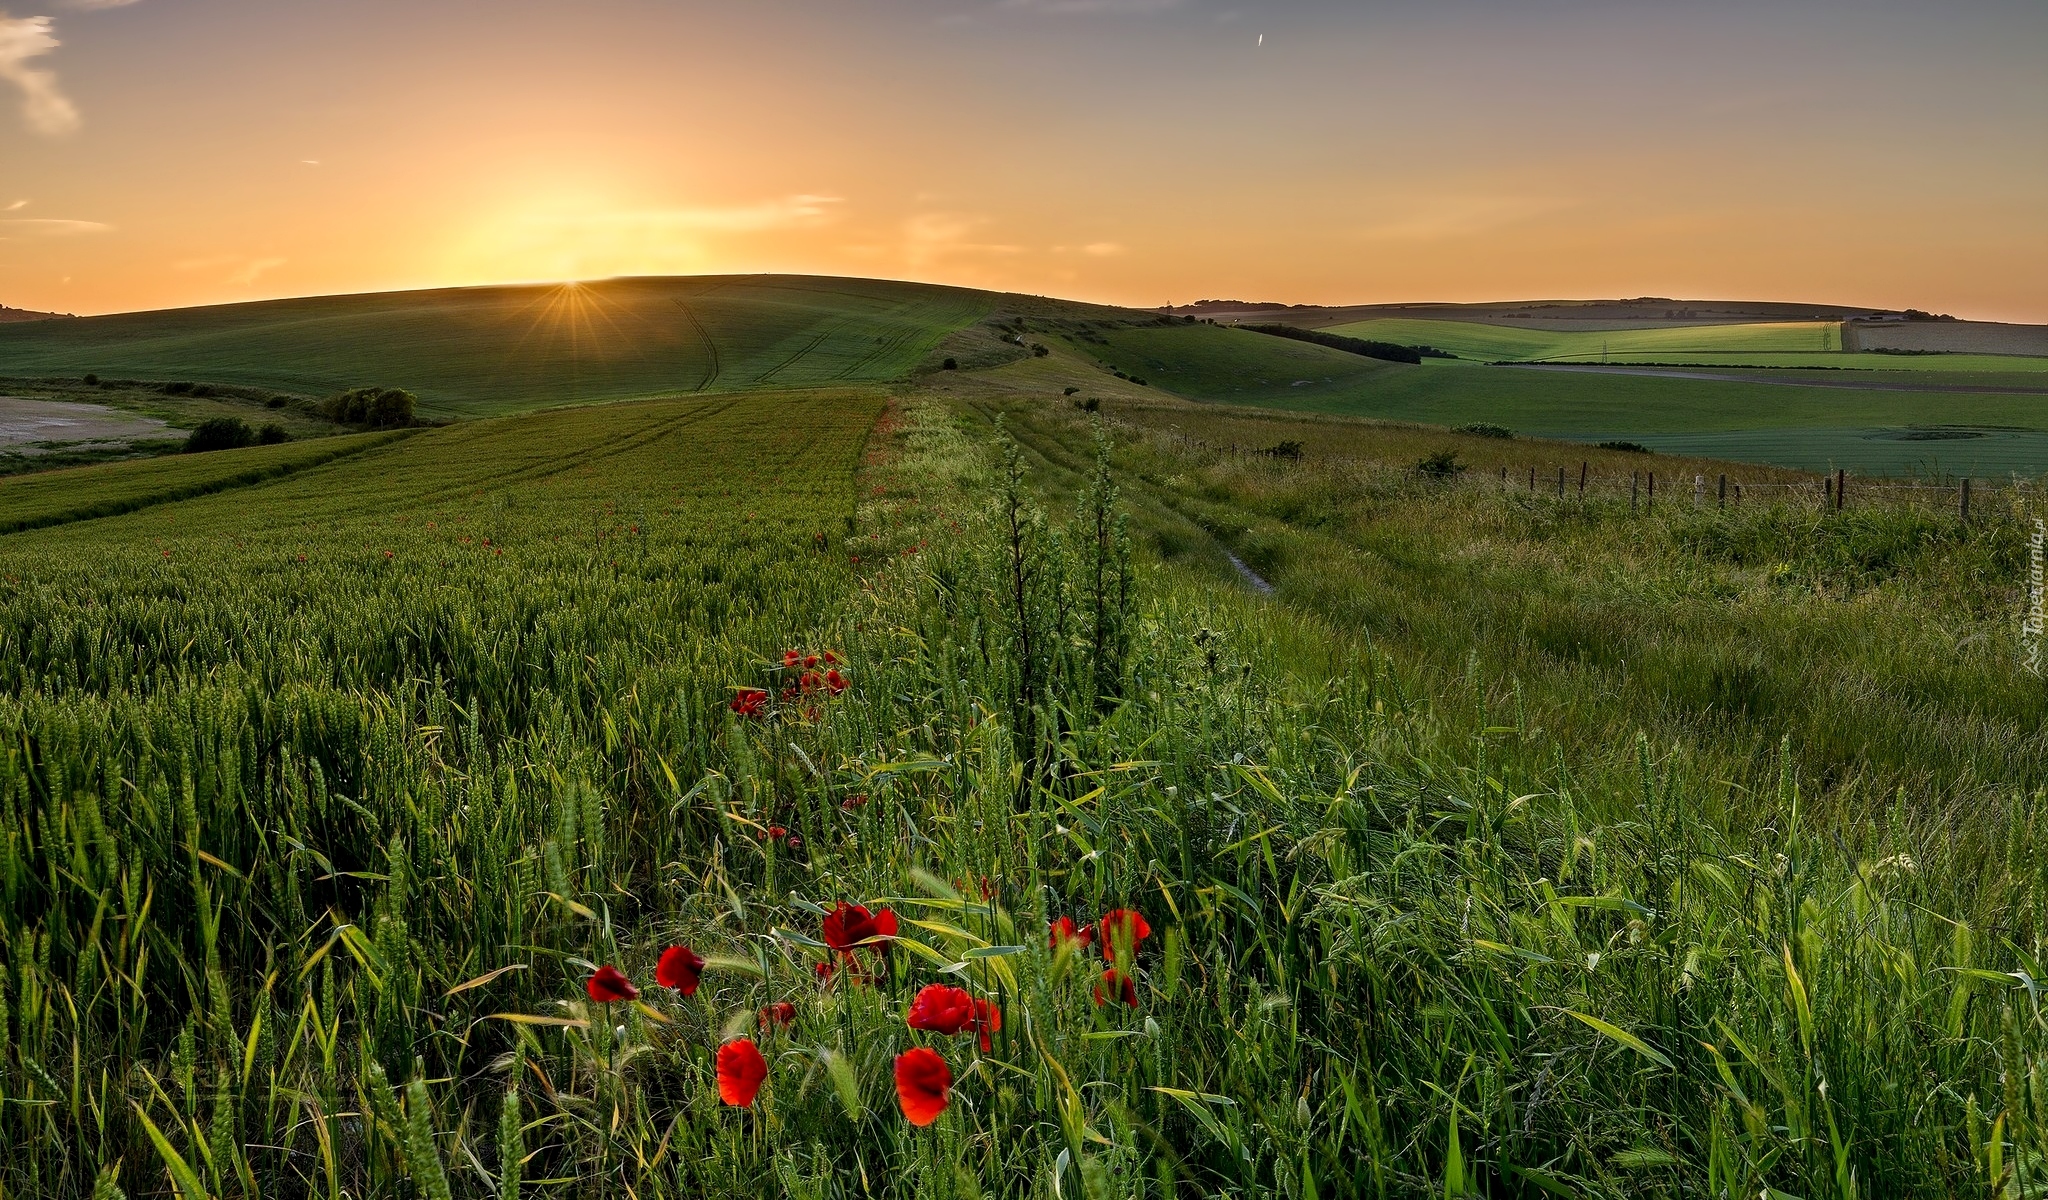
[1,278,2046,1198]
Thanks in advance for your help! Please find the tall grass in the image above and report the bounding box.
[0,388,2041,1197]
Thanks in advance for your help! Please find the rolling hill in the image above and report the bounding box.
[0,275,991,418]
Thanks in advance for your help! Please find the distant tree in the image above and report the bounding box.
[256,422,291,445]
[185,417,255,453]
[1266,440,1305,460]
[1063,387,1081,397]
[1596,440,1653,454]
[1453,422,1514,439]
[942,358,959,371]
[321,387,417,428]
[82,373,98,386]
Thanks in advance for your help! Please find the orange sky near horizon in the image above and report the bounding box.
[2,0,2044,322]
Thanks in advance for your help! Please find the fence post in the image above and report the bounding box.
[1648,472,1655,510]
[1529,467,1536,491]
[1824,476,1832,508]
[1631,471,1639,513]
[1836,469,1846,512]
[1718,474,1726,508]
[1558,467,1566,499]
[1579,461,1588,497]
[1961,477,1971,523]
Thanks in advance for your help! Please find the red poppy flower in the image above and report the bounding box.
[730,688,769,718]
[1094,968,1138,1008]
[841,794,869,811]
[760,1001,797,1028]
[823,650,839,665]
[716,1039,768,1107]
[783,650,801,667]
[969,998,1002,1053]
[821,902,898,954]
[804,654,819,669]
[586,965,638,1003]
[813,960,836,982]
[655,946,704,996]
[1048,916,1094,951]
[825,669,847,696]
[766,825,788,840]
[1097,909,1153,957]
[894,1047,952,1126]
[906,985,976,1035]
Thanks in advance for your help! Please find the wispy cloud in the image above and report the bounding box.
[178,254,287,285]
[66,0,145,8]
[999,0,1184,12]
[0,13,79,136]
[553,195,843,235]
[0,217,109,237]
[4,199,25,211]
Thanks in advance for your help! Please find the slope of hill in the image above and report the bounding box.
[0,304,72,323]
[0,276,991,417]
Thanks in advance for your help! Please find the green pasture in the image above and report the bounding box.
[1326,316,2048,371]
[1052,321,2048,473]
[0,275,990,418]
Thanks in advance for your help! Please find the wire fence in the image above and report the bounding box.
[1114,420,2022,522]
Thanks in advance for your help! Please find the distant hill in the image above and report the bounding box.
[1167,297,1966,332]
[0,276,996,418]
[0,304,73,324]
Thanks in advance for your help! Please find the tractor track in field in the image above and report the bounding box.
[671,300,722,393]
[411,397,747,505]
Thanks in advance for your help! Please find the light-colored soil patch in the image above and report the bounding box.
[0,396,171,449]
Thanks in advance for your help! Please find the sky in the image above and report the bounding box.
[1,0,2044,321]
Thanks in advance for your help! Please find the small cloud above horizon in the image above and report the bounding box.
[0,217,111,238]
[0,13,81,136]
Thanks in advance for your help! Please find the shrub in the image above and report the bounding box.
[321,387,417,428]
[81,373,98,386]
[1454,422,1514,439]
[1597,440,1653,454]
[1266,440,1305,460]
[1415,448,1464,479]
[184,417,254,453]
[256,423,290,445]
[1074,397,1101,413]
[942,358,959,371]
[1240,324,1424,365]
[1031,344,1050,357]
[1063,387,1080,397]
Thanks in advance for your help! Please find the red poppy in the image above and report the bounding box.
[783,650,801,667]
[730,689,769,718]
[655,946,705,996]
[1097,909,1153,957]
[894,1047,952,1126]
[586,965,638,1003]
[841,794,869,811]
[821,902,898,954]
[804,654,819,669]
[825,669,848,696]
[1094,968,1138,1008]
[813,960,836,982]
[1048,916,1094,951]
[716,1039,768,1107]
[905,985,975,1035]
[760,1001,797,1028]
[823,650,839,665]
[766,825,788,840]
[969,998,1002,1053]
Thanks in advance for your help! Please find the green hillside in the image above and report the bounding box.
[1327,316,2048,371]
[1051,320,2048,474]
[0,275,991,418]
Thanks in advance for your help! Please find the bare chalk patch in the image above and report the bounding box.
[0,397,170,453]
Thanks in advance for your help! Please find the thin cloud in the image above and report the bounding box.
[66,0,144,8]
[0,13,80,136]
[4,199,25,211]
[0,217,108,235]
[999,0,1184,12]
